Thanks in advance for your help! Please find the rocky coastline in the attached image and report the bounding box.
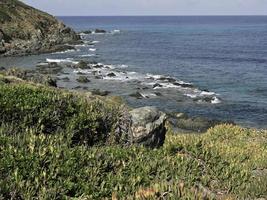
[0,0,81,57]
[0,0,230,133]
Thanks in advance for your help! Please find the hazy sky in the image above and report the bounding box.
[21,0,267,16]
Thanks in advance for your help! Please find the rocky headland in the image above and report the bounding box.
[0,0,81,56]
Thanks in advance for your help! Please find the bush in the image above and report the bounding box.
[0,82,120,146]
[0,79,266,199]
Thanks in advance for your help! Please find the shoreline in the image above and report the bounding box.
[0,31,261,130]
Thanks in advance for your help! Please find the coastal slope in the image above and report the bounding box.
[0,0,80,56]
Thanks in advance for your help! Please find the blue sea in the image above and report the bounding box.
[1,16,267,128]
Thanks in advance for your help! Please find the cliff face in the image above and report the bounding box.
[0,0,80,56]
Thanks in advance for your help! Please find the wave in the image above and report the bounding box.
[89,48,96,52]
[51,49,77,54]
[211,97,221,104]
[71,61,221,104]
[79,54,96,57]
[46,58,79,65]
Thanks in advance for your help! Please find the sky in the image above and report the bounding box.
[21,0,267,16]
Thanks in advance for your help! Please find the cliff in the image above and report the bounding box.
[0,0,80,56]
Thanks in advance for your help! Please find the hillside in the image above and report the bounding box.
[0,73,266,199]
[0,0,80,56]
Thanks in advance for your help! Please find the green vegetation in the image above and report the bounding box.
[0,75,266,199]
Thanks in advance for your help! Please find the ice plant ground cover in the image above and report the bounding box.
[0,75,266,199]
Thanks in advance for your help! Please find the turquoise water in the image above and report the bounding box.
[1,16,267,128]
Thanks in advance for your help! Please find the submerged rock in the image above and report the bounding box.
[36,62,63,74]
[129,92,144,99]
[168,112,234,132]
[76,76,90,83]
[80,30,92,34]
[129,107,167,148]
[91,89,110,96]
[153,83,163,89]
[106,72,116,77]
[95,29,106,33]
[76,60,90,69]
[61,77,70,82]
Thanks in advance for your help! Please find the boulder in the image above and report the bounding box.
[129,107,167,148]
[95,29,106,33]
[106,72,116,77]
[76,76,90,83]
[129,92,143,99]
[76,60,90,69]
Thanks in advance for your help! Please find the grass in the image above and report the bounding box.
[0,75,266,199]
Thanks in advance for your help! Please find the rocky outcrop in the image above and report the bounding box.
[0,0,81,56]
[129,107,167,148]
[114,106,167,148]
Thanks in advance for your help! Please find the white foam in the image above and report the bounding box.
[111,30,121,34]
[75,44,88,47]
[52,49,76,54]
[185,93,198,98]
[92,41,99,44]
[74,69,91,74]
[46,58,79,65]
[79,54,96,57]
[200,91,215,96]
[89,48,96,52]
[116,64,128,68]
[211,97,221,104]
[91,31,105,35]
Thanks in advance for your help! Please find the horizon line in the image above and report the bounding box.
[56,14,267,17]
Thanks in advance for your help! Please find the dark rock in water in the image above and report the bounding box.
[129,107,167,148]
[61,77,70,82]
[36,62,63,74]
[107,72,116,77]
[76,72,86,75]
[81,30,92,34]
[0,66,6,71]
[173,82,194,88]
[91,89,110,96]
[93,64,104,68]
[89,60,98,65]
[142,86,150,90]
[76,60,91,69]
[154,92,163,96]
[172,82,194,88]
[157,77,176,83]
[94,75,103,79]
[95,29,106,33]
[153,83,163,89]
[73,86,88,90]
[193,96,219,104]
[129,92,143,99]
[169,113,235,132]
[76,76,90,83]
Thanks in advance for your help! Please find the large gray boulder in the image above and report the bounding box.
[129,107,167,148]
